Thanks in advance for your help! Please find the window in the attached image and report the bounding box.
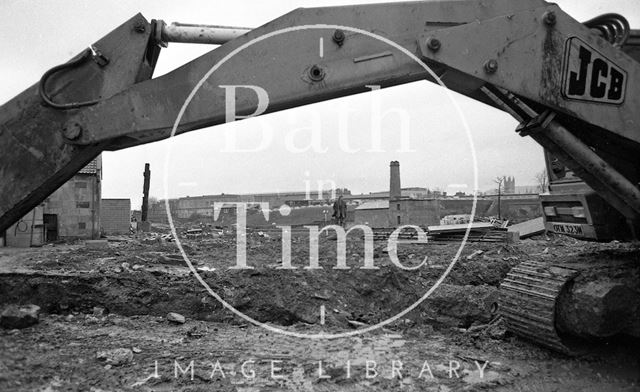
[397,216,401,224]
[75,182,87,188]
[78,222,86,229]
[76,201,90,209]
[397,203,400,210]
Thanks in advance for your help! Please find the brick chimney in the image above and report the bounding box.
[389,161,401,200]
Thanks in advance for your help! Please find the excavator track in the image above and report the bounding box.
[499,260,579,354]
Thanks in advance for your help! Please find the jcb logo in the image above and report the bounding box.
[562,37,626,104]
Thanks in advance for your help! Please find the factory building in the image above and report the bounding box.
[2,157,133,246]
[3,158,103,247]
[355,161,442,228]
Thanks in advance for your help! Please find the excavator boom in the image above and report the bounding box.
[2,0,640,235]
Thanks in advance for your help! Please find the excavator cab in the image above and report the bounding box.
[541,150,634,241]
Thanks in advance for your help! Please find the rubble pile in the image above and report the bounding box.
[0,225,565,331]
[1,224,639,390]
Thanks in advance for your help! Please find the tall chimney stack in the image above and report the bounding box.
[389,161,401,200]
[141,163,151,223]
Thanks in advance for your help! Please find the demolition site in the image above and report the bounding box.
[1,1,640,391]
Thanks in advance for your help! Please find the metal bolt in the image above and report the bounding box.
[426,37,441,52]
[543,11,556,26]
[333,29,345,46]
[134,22,146,33]
[308,65,325,82]
[62,122,83,140]
[484,59,498,74]
[90,46,109,67]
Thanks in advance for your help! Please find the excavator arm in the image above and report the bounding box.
[2,0,640,236]
[2,0,640,235]
[0,1,640,230]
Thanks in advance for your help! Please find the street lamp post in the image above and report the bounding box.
[495,176,505,221]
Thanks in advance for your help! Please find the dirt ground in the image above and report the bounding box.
[0,227,639,391]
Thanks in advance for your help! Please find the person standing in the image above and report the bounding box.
[332,196,347,226]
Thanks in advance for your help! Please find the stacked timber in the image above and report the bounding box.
[370,222,509,243]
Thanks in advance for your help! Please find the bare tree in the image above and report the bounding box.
[535,170,549,193]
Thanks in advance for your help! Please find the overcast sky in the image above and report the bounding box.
[1,0,638,208]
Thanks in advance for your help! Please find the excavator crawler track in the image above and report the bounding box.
[499,260,579,354]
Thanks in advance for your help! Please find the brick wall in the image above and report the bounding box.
[355,208,389,228]
[389,199,442,227]
[100,199,131,235]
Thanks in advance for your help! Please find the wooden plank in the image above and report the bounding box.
[427,222,494,234]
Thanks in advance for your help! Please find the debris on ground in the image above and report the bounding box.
[95,348,134,366]
[158,253,186,265]
[85,240,109,250]
[0,304,40,329]
[508,217,545,239]
[0,226,638,390]
[167,312,186,324]
[466,250,484,260]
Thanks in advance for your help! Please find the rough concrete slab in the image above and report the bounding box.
[167,312,186,324]
[508,217,545,238]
